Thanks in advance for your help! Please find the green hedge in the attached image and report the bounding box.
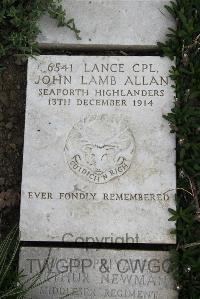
[159,1,200,298]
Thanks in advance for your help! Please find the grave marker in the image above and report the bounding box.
[19,247,178,299]
[38,0,174,49]
[20,55,176,243]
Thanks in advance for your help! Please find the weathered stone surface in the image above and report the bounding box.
[20,55,176,243]
[38,0,174,49]
[19,247,178,299]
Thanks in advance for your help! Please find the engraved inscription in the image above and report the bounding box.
[20,56,176,244]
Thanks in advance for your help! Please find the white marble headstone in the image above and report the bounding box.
[20,55,176,243]
[19,247,178,299]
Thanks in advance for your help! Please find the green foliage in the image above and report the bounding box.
[0,227,58,298]
[159,0,200,298]
[0,0,80,61]
[0,226,21,298]
[0,226,36,298]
